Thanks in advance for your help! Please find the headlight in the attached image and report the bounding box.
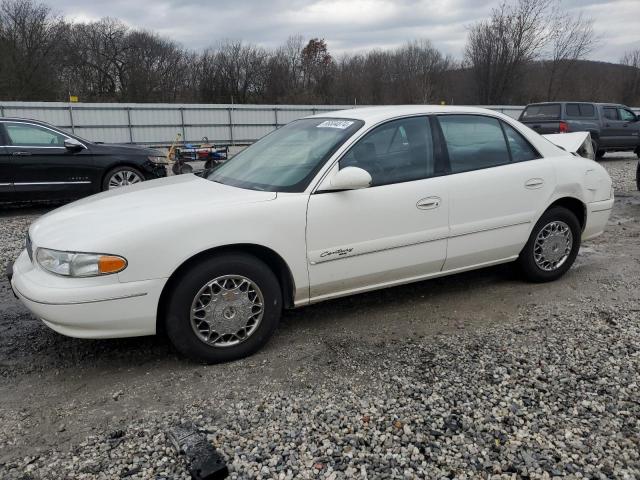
[36,248,127,277]
[148,155,169,165]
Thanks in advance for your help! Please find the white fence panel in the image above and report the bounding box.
[0,102,637,146]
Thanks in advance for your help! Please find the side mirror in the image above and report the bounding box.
[64,138,84,151]
[320,166,372,191]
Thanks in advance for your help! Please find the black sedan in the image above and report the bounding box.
[0,118,168,202]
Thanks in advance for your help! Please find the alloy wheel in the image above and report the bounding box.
[108,169,143,189]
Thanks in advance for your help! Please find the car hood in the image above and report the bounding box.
[29,174,277,251]
[88,142,161,156]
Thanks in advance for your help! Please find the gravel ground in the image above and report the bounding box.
[0,154,639,479]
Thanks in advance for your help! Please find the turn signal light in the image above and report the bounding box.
[98,255,127,274]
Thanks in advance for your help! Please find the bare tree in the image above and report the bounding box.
[394,40,453,103]
[122,30,189,102]
[63,18,131,100]
[620,49,640,105]
[0,0,65,100]
[196,41,268,103]
[465,0,552,104]
[264,35,304,102]
[543,7,597,100]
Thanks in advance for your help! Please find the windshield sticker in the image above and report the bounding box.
[317,120,354,129]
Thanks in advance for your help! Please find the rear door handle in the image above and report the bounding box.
[525,178,544,189]
[12,151,32,156]
[417,196,441,210]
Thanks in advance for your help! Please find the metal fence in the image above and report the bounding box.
[0,101,637,146]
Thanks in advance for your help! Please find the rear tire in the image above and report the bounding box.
[595,149,605,159]
[165,253,282,364]
[636,160,640,191]
[518,207,581,282]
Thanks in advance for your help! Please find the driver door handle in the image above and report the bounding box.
[417,196,441,210]
[12,151,32,156]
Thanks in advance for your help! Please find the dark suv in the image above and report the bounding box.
[0,118,168,203]
[519,102,640,159]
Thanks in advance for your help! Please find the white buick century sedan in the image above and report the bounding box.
[9,106,614,363]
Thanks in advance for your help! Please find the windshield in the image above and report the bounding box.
[206,118,364,192]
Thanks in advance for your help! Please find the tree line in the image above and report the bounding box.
[0,0,639,106]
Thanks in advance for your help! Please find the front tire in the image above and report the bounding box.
[165,253,282,363]
[518,207,581,282]
[102,166,144,191]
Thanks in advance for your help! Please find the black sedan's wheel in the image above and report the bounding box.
[518,207,581,282]
[103,166,144,191]
[636,160,640,191]
[165,253,282,364]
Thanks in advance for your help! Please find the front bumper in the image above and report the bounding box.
[10,250,166,339]
[583,197,615,240]
[141,161,169,181]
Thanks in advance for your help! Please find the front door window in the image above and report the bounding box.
[4,122,67,147]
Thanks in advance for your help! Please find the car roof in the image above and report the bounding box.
[309,105,506,124]
[0,117,52,125]
[523,101,624,107]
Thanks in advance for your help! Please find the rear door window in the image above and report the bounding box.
[566,103,596,118]
[565,104,580,117]
[521,104,561,120]
[603,107,619,121]
[437,115,510,173]
[579,104,595,117]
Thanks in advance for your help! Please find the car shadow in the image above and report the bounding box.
[0,262,529,376]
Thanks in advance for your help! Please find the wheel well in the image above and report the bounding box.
[156,244,296,334]
[547,197,586,231]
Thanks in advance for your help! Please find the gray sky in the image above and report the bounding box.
[55,0,639,62]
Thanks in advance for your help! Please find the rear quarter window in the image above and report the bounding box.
[521,104,561,120]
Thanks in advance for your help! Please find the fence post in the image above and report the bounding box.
[179,107,186,143]
[274,107,279,129]
[68,104,75,134]
[126,107,133,143]
[0,105,4,117]
[228,107,234,145]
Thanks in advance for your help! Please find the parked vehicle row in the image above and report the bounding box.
[0,118,167,203]
[8,106,614,363]
[519,102,640,158]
